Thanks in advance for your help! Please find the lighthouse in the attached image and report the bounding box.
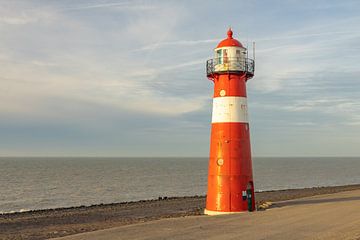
[205,28,255,215]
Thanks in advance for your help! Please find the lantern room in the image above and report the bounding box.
[206,28,255,79]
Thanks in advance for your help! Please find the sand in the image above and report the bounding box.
[1,184,360,240]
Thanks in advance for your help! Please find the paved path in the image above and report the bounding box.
[54,190,360,240]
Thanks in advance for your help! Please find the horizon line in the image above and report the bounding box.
[0,156,359,158]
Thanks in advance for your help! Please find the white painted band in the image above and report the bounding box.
[204,209,246,215]
[212,96,248,123]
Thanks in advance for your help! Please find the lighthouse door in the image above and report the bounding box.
[246,182,254,212]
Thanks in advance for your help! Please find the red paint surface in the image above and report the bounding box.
[213,74,247,98]
[216,28,244,48]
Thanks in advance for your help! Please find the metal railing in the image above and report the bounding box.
[206,57,255,78]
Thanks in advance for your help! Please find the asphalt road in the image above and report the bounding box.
[54,189,360,240]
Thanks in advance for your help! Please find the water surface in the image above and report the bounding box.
[0,157,359,213]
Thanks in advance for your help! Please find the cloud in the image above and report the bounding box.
[0,2,58,26]
[0,16,34,25]
[0,0,359,156]
[256,30,359,43]
[61,1,158,11]
[281,98,350,112]
[0,0,206,119]
[134,39,220,51]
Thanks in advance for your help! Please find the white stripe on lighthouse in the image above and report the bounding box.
[212,96,248,123]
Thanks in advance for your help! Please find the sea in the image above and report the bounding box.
[0,157,359,213]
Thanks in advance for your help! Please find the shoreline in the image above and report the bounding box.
[2,183,360,215]
[1,184,360,240]
[0,195,204,216]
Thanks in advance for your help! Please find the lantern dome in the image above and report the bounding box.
[216,28,244,48]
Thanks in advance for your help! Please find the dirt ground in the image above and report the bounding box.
[1,184,360,240]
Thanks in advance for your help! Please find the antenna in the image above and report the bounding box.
[253,42,256,61]
[246,41,249,59]
[245,33,249,58]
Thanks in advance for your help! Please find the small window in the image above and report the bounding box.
[236,50,241,61]
[223,49,228,63]
[216,49,222,64]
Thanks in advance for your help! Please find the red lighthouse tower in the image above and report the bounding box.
[205,28,255,215]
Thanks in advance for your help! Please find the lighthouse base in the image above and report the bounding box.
[204,209,247,216]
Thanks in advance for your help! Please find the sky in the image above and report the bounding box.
[0,0,359,157]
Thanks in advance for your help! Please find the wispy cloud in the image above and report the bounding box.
[0,0,203,118]
[1,0,360,156]
[0,16,33,25]
[256,30,359,43]
[0,3,55,25]
[62,1,158,11]
[134,39,220,51]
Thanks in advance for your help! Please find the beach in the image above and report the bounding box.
[1,184,360,240]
